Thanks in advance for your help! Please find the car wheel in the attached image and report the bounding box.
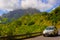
[55,33,58,36]
[43,34,48,37]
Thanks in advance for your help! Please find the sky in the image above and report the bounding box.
[0,0,60,16]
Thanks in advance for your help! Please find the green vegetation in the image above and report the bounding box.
[0,6,60,36]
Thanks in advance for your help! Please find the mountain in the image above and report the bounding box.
[1,8,40,23]
[2,8,40,19]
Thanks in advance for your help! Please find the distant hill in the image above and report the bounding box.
[1,8,40,23]
[2,8,40,19]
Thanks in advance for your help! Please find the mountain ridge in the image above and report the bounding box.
[2,8,40,19]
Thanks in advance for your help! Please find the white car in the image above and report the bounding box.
[43,26,58,36]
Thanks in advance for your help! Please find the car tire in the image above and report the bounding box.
[55,33,58,36]
[43,34,48,37]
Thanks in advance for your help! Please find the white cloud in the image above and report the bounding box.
[0,0,20,11]
[21,0,57,11]
[47,0,57,4]
[0,0,59,12]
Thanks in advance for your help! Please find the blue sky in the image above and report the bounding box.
[0,0,60,16]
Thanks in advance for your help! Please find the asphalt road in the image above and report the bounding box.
[25,30,60,40]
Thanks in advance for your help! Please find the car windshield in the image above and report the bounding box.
[46,27,54,30]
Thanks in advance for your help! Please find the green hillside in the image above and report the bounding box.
[0,6,60,36]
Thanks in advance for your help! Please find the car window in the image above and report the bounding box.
[46,27,54,30]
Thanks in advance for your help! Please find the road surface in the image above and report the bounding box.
[25,30,60,40]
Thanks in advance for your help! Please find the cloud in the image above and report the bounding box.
[21,0,58,11]
[0,0,20,11]
[0,0,59,12]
